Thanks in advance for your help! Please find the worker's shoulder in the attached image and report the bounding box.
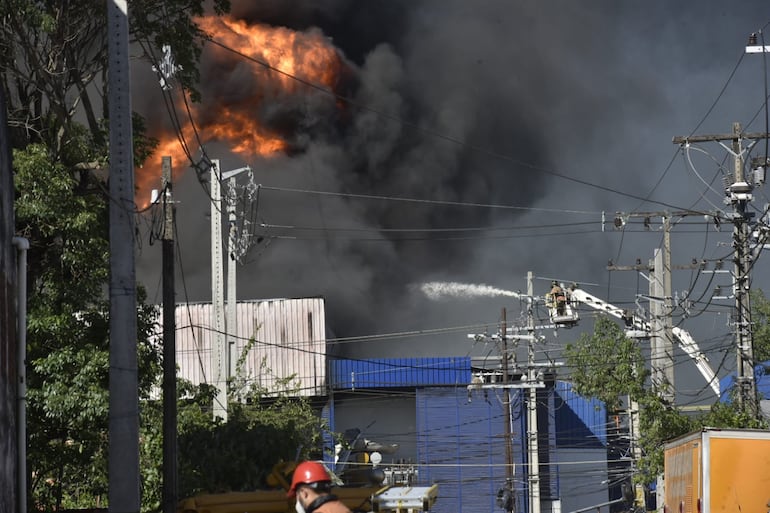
[316,499,353,513]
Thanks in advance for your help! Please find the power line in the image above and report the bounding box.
[262,220,598,234]
[256,185,602,215]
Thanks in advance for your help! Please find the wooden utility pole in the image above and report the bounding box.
[672,123,770,418]
[501,308,514,513]
[107,1,140,512]
[161,157,177,513]
[0,74,19,513]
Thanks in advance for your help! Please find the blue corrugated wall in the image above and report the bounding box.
[328,358,610,513]
[416,386,524,513]
[554,381,607,448]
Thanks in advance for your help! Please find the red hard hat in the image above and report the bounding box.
[287,461,331,498]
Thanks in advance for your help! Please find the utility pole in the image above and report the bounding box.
[649,216,674,404]
[628,393,643,509]
[608,214,702,511]
[731,122,757,417]
[467,287,549,513]
[225,169,249,379]
[210,160,251,421]
[501,308,514,513]
[526,271,541,513]
[608,212,702,404]
[672,122,770,418]
[227,182,238,380]
[662,216,674,400]
[210,160,227,421]
[0,78,19,513]
[107,1,140,512]
[161,157,177,513]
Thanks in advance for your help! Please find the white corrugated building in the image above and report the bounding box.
[155,297,327,397]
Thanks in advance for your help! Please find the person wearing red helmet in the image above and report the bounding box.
[287,461,352,513]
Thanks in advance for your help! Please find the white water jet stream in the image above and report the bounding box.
[419,281,522,300]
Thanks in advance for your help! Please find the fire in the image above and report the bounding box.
[136,14,341,207]
[198,16,341,91]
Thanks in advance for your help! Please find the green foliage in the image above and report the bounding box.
[14,136,163,511]
[632,392,767,482]
[8,2,330,510]
[564,315,649,411]
[750,288,770,363]
[173,346,330,499]
[1,0,230,154]
[695,395,768,430]
[177,400,319,497]
[566,308,770,486]
[14,143,108,302]
[634,393,695,482]
[134,366,327,511]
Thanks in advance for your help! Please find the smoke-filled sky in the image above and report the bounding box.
[135,1,770,400]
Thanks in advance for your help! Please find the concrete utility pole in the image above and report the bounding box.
[210,160,251,421]
[161,157,177,513]
[729,122,758,416]
[224,168,249,379]
[628,394,643,509]
[210,160,227,421]
[649,219,675,404]
[526,271,541,513]
[107,1,140,511]
[662,217,674,399]
[672,123,770,418]
[0,77,19,513]
[608,212,705,404]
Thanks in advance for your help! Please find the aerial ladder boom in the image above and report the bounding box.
[670,326,719,397]
[564,287,720,397]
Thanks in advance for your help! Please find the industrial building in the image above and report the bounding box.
[166,299,630,513]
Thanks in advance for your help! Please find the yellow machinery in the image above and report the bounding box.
[178,461,438,513]
[177,486,384,513]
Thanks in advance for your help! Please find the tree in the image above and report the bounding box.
[750,288,770,363]
[4,1,226,510]
[174,383,329,498]
[1,0,230,156]
[565,310,769,486]
[634,394,694,482]
[14,141,160,511]
[172,340,330,498]
[14,142,330,509]
[7,2,335,510]
[564,315,648,412]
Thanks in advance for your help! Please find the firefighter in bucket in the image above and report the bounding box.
[548,281,568,316]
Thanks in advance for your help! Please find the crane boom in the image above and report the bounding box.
[565,287,720,397]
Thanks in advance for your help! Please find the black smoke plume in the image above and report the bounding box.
[137,0,769,359]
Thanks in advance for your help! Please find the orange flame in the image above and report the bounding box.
[137,14,341,207]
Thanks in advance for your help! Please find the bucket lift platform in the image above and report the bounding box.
[371,485,439,513]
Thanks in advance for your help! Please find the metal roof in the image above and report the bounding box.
[329,357,472,389]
